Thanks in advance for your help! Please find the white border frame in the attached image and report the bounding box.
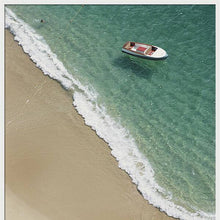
[1,2,218,220]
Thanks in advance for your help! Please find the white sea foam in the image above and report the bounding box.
[5,7,215,220]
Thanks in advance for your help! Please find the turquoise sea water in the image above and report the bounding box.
[6,5,215,220]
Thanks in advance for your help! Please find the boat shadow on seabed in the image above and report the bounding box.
[113,55,165,81]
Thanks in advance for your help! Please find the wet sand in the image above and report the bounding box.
[5,29,176,220]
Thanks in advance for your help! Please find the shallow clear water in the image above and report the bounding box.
[6,5,215,219]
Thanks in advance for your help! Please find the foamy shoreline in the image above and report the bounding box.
[5,29,177,220]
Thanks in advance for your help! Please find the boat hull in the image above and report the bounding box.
[122,48,168,60]
[121,41,168,60]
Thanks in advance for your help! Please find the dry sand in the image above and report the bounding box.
[5,29,176,220]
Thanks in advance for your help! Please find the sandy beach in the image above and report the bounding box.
[5,29,176,220]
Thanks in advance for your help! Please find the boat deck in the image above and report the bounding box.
[131,44,152,54]
[123,42,153,55]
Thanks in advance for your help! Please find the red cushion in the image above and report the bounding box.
[137,47,146,52]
